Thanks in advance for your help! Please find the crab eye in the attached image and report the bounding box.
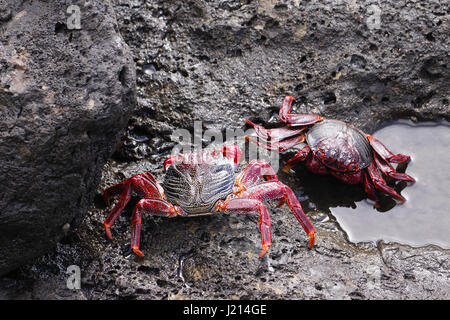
[347,162,358,171]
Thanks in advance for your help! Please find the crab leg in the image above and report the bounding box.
[373,153,415,182]
[104,172,161,205]
[104,187,132,240]
[103,183,124,207]
[141,171,160,186]
[216,198,272,258]
[236,159,289,207]
[129,198,180,257]
[279,96,296,122]
[246,120,306,143]
[216,145,244,164]
[366,162,406,202]
[278,95,324,126]
[103,172,162,240]
[241,181,316,249]
[285,114,324,127]
[237,159,279,188]
[282,143,311,172]
[367,135,411,164]
[363,171,378,201]
[245,134,306,152]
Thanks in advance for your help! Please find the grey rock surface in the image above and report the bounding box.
[113,0,449,160]
[0,0,449,299]
[0,0,136,275]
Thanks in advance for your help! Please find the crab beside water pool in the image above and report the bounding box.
[246,96,416,204]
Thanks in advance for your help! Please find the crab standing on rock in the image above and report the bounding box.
[246,96,415,203]
[103,145,316,258]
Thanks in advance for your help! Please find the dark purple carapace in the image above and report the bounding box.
[246,96,415,203]
[306,119,372,172]
[102,145,316,258]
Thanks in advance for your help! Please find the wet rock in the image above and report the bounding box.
[0,0,136,275]
[113,0,449,160]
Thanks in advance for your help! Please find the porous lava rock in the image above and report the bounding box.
[0,0,136,275]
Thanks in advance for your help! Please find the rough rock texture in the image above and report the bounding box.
[112,0,449,160]
[0,0,136,275]
[0,0,449,299]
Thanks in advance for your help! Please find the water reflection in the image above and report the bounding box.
[327,121,450,248]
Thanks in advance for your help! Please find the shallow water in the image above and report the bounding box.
[330,120,450,248]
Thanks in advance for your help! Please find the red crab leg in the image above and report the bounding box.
[104,186,132,240]
[366,162,406,202]
[373,153,415,182]
[216,198,272,258]
[278,96,324,126]
[241,181,316,249]
[215,145,243,165]
[246,120,306,143]
[130,198,180,257]
[245,134,306,152]
[103,183,124,207]
[367,135,411,164]
[103,173,162,240]
[279,96,296,123]
[236,159,286,207]
[282,143,311,172]
[363,171,378,201]
[237,159,279,188]
[285,114,324,127]
[104,172,161,205]
[142,171,160,186]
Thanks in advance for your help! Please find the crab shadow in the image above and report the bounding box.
[284,163,409,213]
[111,196,254,257]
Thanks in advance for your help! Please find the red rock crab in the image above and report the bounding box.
[246,96,415,203]
[103,145,316,257]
